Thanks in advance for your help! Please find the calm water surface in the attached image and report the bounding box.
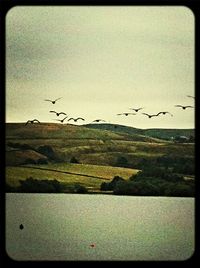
[6,193,194,261]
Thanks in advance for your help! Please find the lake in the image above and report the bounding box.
[6,193,194,261]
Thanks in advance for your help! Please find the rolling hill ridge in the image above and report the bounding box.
[6,123,194,168]
[6,123,194,195]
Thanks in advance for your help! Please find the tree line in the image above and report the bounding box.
[6,177,88,194]
[100,167,194,197]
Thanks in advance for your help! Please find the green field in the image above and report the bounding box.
[6,123,194,194]
[6,163,139,191]
[6,123,194,169]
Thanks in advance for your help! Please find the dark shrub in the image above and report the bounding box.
[19,177,63,193]
[100,176,125,191]
[110,176,125,188]
[6,183,18,192]
[130,167,184,183]
[100,182,108,191]
[115,156,129,168]
[7,142,34,150]
[74,184,88,193]
[164,182,195,197]
[37,158,48,164]
[70,157,79,164]
[19,144,34,150]
[37,145,56,160]
[24,158,37,165]
[113,180,160,196]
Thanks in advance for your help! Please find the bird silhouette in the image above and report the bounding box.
[44,97,62,104]
[117,113,136,116]
[68,117,85,122]
[187,95,195,99]
[92,119,106,122]
[50,111,66,116]
[55,116,68,123]
[156,111,173,117]
[142,113,160,118]
[19,224,24,230]
[175,105,194,110]
[129,107,144,112]
[25,119,40,125]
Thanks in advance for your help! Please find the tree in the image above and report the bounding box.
[6,183,18,192]
[74,184,88,193]
[70,157,79,164]
[100,182,108,191]
[18,177,63,193]
[188,135,195,143]
[100,176,125,191]
[37,145,55,159]
[37,158,48,164]
[115,156,129,168]
[24,158,37,165]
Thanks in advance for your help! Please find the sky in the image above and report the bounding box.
[6,6,195,129]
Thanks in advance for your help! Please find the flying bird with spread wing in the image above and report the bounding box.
[92,119,106,122]
[68,117,85,122]
[50,111,66,116]
[156,111,173,117]
[44,97,62,104]
[175,105,194,110]
[25,119,40,126]
[129,107,144,112]
[117,113,136,116]
[187,95,195,99]
[55,116,68,123]
[142,113,160,118]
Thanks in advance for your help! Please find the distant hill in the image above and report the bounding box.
[84,123,194,141]
[6,123,163,142]
[6,123,194,168]
[6,150,48,166]
[6,123,195,195]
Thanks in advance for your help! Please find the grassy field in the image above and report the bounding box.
[6,163,139,191]
[85,123,194,140]
[6,123,194,194]
[6,123,129,140]
[6,138,194,168]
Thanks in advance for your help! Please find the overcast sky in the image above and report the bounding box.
[6,6,195,129]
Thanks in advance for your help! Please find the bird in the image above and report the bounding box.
[117,113,136,116]
[92,119,106,122]
[50,111,66,116]
[44,97,62,104]
[55,116,68,123]
[142,113,160,118]
[175,105,194,110]
[68,117,85,122]
[25,119,40,125]
[156,111,173,116]
[89,243,96,248]
[19,224,24,230]
[129,107,144,112]
[187,95,195,99]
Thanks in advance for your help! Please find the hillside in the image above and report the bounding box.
[6,123,194,195]
[6,163,139,192]
[84,123,194,140]
[6,150,48,166]
[6,123,194,170]
[6,122,164,142]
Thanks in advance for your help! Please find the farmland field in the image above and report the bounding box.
[6,123,194,195]
[6,163,139,191]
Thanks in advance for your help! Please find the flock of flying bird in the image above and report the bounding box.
[25,95,195,126]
